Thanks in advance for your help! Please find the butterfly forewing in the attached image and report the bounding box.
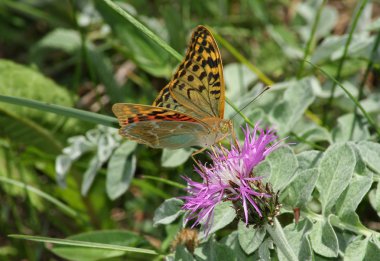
[155,25,225,119]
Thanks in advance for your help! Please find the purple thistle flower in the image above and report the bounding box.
[182,123,282,233]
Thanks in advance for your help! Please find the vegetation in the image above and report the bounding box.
[1,0,380,260]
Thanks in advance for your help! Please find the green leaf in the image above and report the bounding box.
[9,233,156,260]
[296,150,323,171]
[332,114,370,142]
[201,201,236,237]
[95,1,172,77]
[224,63,258,100]
[81,156,102,196]
[336,172,372,219]
[316,143,356,214]
[270,77,316,134]
[153,198,183,226]
[368,182,380,217]
[220,231,250,261]
[281,168,319,208]
[266,146,298,191]
[0,59,76,152]
[174,245,194,261]
[278,219,313,261]
[356,141,380,175]
[344,236,380,261]
[31,28,81,58]
[309,216,338,258]
[237,221,266,255]
[195,238,235,261]
[258,238,273,261]
[106,141,137,200]
[161,148,193,168]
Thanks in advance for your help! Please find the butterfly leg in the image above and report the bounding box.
[191,147,207,165]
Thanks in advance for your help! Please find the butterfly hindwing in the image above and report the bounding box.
[112,103,210,149]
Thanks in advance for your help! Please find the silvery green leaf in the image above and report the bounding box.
[344,236,380,261]
[356,141,380,175]
[55,155,72,186]
[106,141,137,200]
[81,156,102,196]
[195,238,235,261]
[153,198,183,226]
[336,172,372,219]
[224,63,258,100]
[63,136,94,160]
[317,143,355,214]
[332,114,370,143]
[221,231,250,261]
[278,219,313,261]
[200,202,236,238]
[258,238,273,261]
[161,148,193,168]
[238,221,266,255]
[368,183,380,217]
[267,146,298,191]
[270,77,316,134]
[97,133,118,163]
[309,216,338,258]
[281,168,319,207]
[174,245,194,261]
[296,150,323,171]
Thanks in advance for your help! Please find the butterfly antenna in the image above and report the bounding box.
[231,86,271,119]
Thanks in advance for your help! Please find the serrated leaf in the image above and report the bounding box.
[106,141,137,200]
[194,238,235,261]
[220,231,249,261]
[266,146,298,191]
[153,198,183,226]
[309,216,338,258]
[317,143,355,214]
[237,221,266,255]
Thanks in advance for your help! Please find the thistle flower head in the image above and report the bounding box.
[182,123,282,233]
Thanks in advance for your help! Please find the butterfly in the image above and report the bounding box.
[112,25,232,150]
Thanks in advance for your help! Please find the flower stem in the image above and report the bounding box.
[265,218,297,261]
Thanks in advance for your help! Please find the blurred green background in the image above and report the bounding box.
[1,0,380,260]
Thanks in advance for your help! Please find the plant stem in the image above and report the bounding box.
[307,62,380,137]
[0,95,118,127]
[323,0,369,125]
[349,31,380,140]
[297,0,327,79]
[266,218,297,261]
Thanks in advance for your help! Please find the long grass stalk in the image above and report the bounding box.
[307,62,380,137]
[323,0,369,124]
[349,31,380,139]
[0,95,118,127]
[297,0,327,78]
